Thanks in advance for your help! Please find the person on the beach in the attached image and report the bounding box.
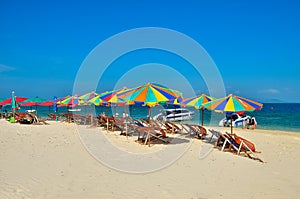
[247,116,257,129]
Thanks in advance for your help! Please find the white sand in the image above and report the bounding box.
[0,119,299,199]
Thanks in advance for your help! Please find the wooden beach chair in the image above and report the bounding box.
[225,133,263,162]
[183,124,207,139]
[209,129,263,162]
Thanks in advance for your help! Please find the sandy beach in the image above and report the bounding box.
[0,119,299,199]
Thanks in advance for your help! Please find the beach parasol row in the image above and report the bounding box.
[1,87,263,128]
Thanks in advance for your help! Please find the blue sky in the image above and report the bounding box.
[0,0,299,102]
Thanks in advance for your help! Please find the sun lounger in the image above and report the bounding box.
[135,126,169,146]
[183,124,207,139]
[225,133,263,162]
[209,129,263,162]
[163,121,182,134]
[126,119,169,146]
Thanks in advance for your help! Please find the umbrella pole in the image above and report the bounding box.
[202,108,204,126]
[199,109,201,125]
[148,106,151,123]
[231,114,233,134]
[122,105,129,139]
[123,105,126,117]
[129,105,132,117]
[90,113,92,126]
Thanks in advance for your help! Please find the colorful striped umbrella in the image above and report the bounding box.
[98,88,129,106]
[89,95,108,106]
[203,94,263,133]
[89,88,129,116]
[79,91,99,104]
[116,87,137,100]
[183,94,214,125]
[164,96,184,106]
[56,95,72,107]
[203,94,263,112]
[123,83,182,107]
[58,95,82,107]
[122,83,182,121]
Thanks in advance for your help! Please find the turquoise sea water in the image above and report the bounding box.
[3,103,300,132]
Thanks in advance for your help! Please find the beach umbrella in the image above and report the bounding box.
[78,91,99,106]
[56,95,72,107]
[98,88,129,106]
[38,101,54,114]
[89,96,107,106]
[0,96,28,106]
[11,91,19,113]
[89,95,109,114]
[38,101,54,106]
[203,94,263,133]
[58,95,82,107]
[163,96,184,106]
[122,83,182,122]
[183,94,214,126]
[53,96,58,112]
[0,98,4,112]
[79,91,98,102]
[120,83,182,146]
[90,88,128,116]
[20,97,49,115]
[117,87,138,116]
[20,97,48,105]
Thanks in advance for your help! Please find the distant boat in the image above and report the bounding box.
[153,108,194,121]
[219,112,251,127]
[26,109,36,113]
[68,108,81,112]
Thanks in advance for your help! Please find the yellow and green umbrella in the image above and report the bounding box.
[56,95,71,107]
[58,95,83,106]
[98,88,128,106]
[90,88,130,116]
[183,94,214,125]
[203,94,263,133]
[88,96,107,106]
[123,83,182,107]
[78,91,99,104]
[121,83,182,122]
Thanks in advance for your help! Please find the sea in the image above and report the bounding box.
[2,103,300,133]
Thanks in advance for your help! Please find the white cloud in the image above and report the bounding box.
[0,64,15,72]
[259,88,280,94]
